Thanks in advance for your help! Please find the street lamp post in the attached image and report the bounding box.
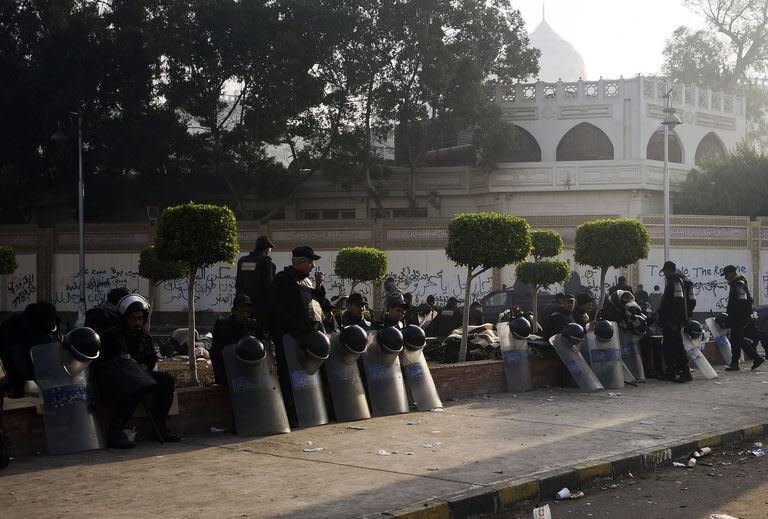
[52,112,86,326]
[661,89,682,263]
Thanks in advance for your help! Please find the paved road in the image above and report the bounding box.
[1,368,767,518]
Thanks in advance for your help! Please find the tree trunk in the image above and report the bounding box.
[594,268,608,319]
[458,266,474,363]
[531,284,539,332]
[187,267,199,386]
[146,280,158,334]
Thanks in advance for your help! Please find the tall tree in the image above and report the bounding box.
[515,230,570,328]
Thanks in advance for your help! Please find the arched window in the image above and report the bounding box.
[501,126,541,162]
[646,129,683,163]
[556,123,614,161]
[695,132,727,165]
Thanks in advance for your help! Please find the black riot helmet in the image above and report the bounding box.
[117,294,150,316]
[302,330,331,359]
[64,327,101,361]
[561,323,585,345]
[402,324,426,350]
[628,313,648,334]
[715,313,729,329]
[594,320,614,341]
[235,336,266,364]
[683,320,703,340]
[339,325,368,354]
[377,326,404,353]
[509,316,532,339]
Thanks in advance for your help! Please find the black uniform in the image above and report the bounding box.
[269,267,326,423]
[726,275,762,367]
[84,302,122,337]
[235,250,276,326]
[542,308,572,339]
[0,302,60,398]
[90,325,175,444]
[210,315,261,385]
[657,273,693,380]
[341,312,372,330]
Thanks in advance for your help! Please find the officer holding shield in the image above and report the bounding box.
[723,265,765,371]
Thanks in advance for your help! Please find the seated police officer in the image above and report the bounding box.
[210,294,262,386]
[90,294,179,448]
[84,287,130,336]
[542,294,576,339]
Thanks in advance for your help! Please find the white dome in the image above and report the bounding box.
[529,19,587,82]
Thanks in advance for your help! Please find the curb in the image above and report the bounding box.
[382,423,768,518]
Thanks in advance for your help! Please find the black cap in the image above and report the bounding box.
[722,265,737,276]
[348,293,367,306]
[292,245,321,260]
[232,294,253,307]
[255,235,275,251]
[387,293,410,309]
[662,261,676,272]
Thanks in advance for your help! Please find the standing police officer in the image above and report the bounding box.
[657,261,695,382]
[723,265,765,371]
[235,236,276,327]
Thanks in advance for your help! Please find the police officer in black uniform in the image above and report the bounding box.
[341,293,372,329]
[210,294,262,385]
[84,287,129,336]
[235,235,276,326]
[269,246,326,423]
[723,265,765,371]
[657,261,695,382]
[542,294,575,339]
[90,294,179,448]
[376,293,409,330]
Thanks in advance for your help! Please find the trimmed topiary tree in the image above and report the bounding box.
[138,245,189,332]
[155,203,239,384]
[516,230,570,327]
[334,246,388,294]
[0,245,18,313]
[574,218,650,318]
[446,212,531,362]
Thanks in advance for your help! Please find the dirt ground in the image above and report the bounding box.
[501,440,768,519]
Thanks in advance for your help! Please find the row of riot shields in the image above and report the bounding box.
[498,317,715,394]
[223,324,442,437]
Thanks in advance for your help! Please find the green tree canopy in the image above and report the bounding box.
[0,245,17,275]
[139,245,189,283]
[675,144,768,217]
[446,212,531,361]
[516,230,567,325]
[575,218,649,316]
[155,202,239,384]
[334,247,388,292]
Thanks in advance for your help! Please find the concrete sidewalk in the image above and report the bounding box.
[1,369,767,519]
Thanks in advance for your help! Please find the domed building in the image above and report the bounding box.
[528,18,587,82]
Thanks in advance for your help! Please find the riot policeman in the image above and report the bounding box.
[90,294,179,448]
[340,293,372,329]
[84,287,130,336]
[235,235,276,326]
[723,265,764,371]
[210,294,262,385]
[657,261,696,382]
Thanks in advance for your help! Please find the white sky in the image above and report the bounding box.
[513,0,707,79]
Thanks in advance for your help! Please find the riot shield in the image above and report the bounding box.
[222,343,290,436]
[618,329,645,382]
[282,334,329,427]
[585,322,624,389]
[324,333,371,422]
[498,321,533,392]
[682,330,718,379]
[400,348,442,411]
[362,332,409,416]
[549,335,604,392]
[705,317,733,365]
[31,342,103,454]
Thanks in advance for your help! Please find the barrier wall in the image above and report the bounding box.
[1,215,765,318]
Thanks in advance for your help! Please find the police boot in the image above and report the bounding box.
[751,356,765,371]
[107,417,135,449]
[674,367,692,383]
[725,362,740,372]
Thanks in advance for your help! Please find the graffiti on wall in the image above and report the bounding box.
[644,263,744,312]
[160,264,236,307]
[55,267,141,307]
[389,266,491,304]
[6,273,37,309]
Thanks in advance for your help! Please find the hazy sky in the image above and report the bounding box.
[513,0,707,79]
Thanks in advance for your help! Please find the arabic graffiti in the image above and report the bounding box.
[160,264,236,307]
[55,267,141,306]
[388,266,491,304]
[7,273,37,310]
